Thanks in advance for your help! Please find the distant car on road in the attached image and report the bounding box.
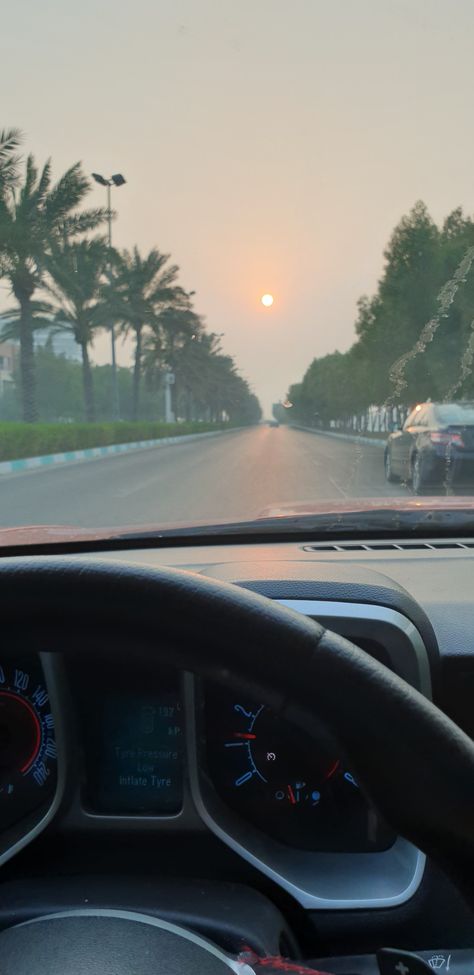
[385,401,474,493]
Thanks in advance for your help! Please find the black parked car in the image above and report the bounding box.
[385,401,474,493]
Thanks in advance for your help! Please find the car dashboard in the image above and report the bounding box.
[1,537,474,960]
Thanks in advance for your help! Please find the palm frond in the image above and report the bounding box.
[0,298,54,339]
[0,299,55,321]
[18,155,39,207]
[0,127,22,191]
[60,207,110,237]
[35,160,52,203]
[44,162,90,226]
[150,281,187,304]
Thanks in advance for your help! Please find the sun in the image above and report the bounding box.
[261,293,274,307]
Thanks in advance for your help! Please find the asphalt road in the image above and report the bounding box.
[0,426,408,529]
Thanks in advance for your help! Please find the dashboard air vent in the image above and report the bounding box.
[302,540,474,553]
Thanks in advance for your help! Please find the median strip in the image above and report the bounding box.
[0,428,238,477]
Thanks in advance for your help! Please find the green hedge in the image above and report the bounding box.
[0,421,234,462]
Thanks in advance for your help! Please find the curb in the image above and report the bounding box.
[291,424,387,448]
[0,428,238,477]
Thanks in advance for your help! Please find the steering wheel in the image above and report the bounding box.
[1,558,474,975]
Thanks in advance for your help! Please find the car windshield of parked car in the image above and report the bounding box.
[2,1,474,542]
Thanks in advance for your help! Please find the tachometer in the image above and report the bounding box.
[0,656,58,834]
[204,684,394,852]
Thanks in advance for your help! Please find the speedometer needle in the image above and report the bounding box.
[287,784,296,805]
[233,733,256,739]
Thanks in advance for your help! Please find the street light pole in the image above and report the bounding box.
[92,172,126,422]
[105,181,119,421]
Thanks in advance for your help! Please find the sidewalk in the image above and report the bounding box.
[291,424,386,448]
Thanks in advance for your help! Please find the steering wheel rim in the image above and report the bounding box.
[1,556,474,909]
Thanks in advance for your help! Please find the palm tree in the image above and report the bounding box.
[46,238,110,422]
[0,155,107,421]
[106,247,184,420]
[142,305,259,423]
[171,329,222,420]
[143,304,204,419]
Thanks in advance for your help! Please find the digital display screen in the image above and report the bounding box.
[74,659,184,815]
[92,693,183,813]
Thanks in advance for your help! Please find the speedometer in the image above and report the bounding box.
[0,656,58,835]
[204,684,395,852]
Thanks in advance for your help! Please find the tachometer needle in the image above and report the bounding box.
[287,784,296,805]
[233,733,256,739]
[324,760,340,781]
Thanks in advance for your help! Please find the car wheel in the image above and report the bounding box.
[384,449,398,482]
[411,453,425,494]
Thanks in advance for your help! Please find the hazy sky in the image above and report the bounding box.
[5,0,474,413]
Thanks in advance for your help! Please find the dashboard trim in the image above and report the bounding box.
[0,653,68,869]
[278,600,433,699]
[187,599,429,910]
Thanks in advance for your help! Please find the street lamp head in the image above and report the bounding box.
[92,173,126,187]
[92,172,110,187]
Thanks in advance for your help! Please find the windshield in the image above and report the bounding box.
[3,2,474,540]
